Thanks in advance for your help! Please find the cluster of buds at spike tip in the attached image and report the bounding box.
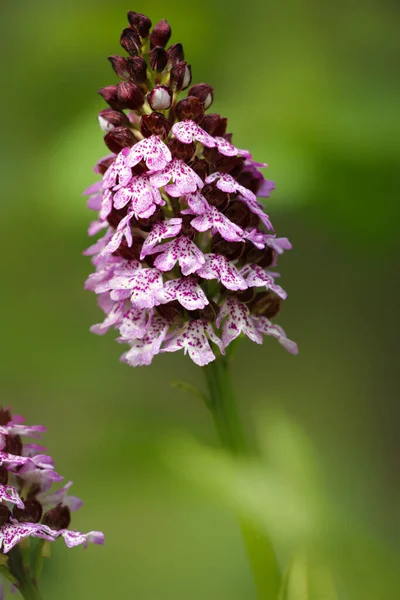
[84,11,298,367]
[0,407,103,595]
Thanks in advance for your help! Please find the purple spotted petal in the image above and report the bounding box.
[253,317,298,354]
[0,484,24,509]
[191,206,244,242]
[150,159,204,195]
[172,120,216,148]
[110,267,164,309]
[125,135,172,171]
[121,316,169,366]
[264,236,292,254]
[216,297,263,348]
[90,294,126,335]
[140,218,182,259]
[103,148,131,190]
[113,175,164,218]
[206,172,256,202]
[162,319,223,366]
[241,264,287,299]
[150,236,205,276]
[214,137,251,158]
[0,522,55,554]
[196,254,247,291]
[155,277,208,311]
[118,307,151,340]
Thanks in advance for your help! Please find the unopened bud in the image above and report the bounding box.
[117,81,145,110]
[170,61,192,91]
[188,83,214,110]
[250,292,282,319]
[140,112,171,139]
[149,47,168,72]
[157,301,184,323]
[200,113,228,136]
[211,235,245,261]
[126,56,147,83]
[95,156,115,175]
[104,126,136,154]
[202,183,230,211]
[120,28,141,56]
[98,109,130,133]
[5,434,22,456]
[14,499,43,524]
[98,85,121,110]
[168,139,196,161]
[215,155,245,177]
[147,85,172,111]
[0,466,8,485]
[114,236,143,261]
[0,505,11,527]
[108,55,130,79]
[224,201,251,228]
[167,43,184,65]
[190,158,209,181]
[127,11,152,37]
[175,96,204,121]
[43,504,71,530]
[243,243,275,268]
[190,300,220,322]
[150,19,171,49]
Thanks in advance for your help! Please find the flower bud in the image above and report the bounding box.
[108,55,130,79]
[98,85,121,110]
[224,201,251,228]
[117,81,145,110]
[157,301,184,323]
[199,113,228,137]
[5,434,22,456]
[188,83,214,109]
[170,62,192,91]
[114,236,143,261]
[215,155,245,177]
[0,408,12,425]
[168,138,196,161]
[95,156,115,175]
[120,28,141,56]
[190,300,220,322]
[202,183,230,211]
[211,235,245,260]
[167,43,184,65]
[250,292,282,319]
[107,206,129,229]
[126,56,147,84]
[43,504,71,530]
[140,112,171,139]
[147,85,172,111]
[0,505,11,527]
[13,499,43,524]
[149,46,168,72]
[190,158,209,181]
[236,288,256,304]
[150,19,171,49]
[175,96,204,121]
[243,243,275,268]
[98,109,130,133]
[127,11,152,37]
[0,466,8,485]
[104,126,136,154]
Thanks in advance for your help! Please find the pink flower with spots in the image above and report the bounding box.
[84,10,296,367]
[253,317,299,355]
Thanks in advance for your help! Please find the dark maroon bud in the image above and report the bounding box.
[157,301,184,323]
[190,300,220,322]
[188,83,214,110]
[98,85,122,110]
[42,504,71,530]
[250,292,282,319]
[248,211,261,230]
[137,206,165,232]
[0,408,12,426]
[215,155,245,177]
[170,61,192,91]
[140,112,171,139]
[168,139,196,161]
[180,215,196,239]
[127,11,152,37]
[236,288,257,304]
[114,236,143,261]
[150,19,172,48]
[104,126,136,154]
[120,28,142,56]
[107,206,129,229]
[224,201,251,228]
[237,171,262,194]
[190,158,209,181]
[202,183,230,211]
[149,46,168,72]
[211,235,245,260]
[147,85,172,111]
[98,109,130,133]
[167,43,184,65]
[126,56,148,83]
[5,434,22,456]
[203,146,220,167]
[117,81,145,110]
[200,113,228,137]
[96,156,115,175]
[108,55,130,79]
[0,466,8,485]
[13,499,43,524]
[27,484,41,500]
[175,96,204,121]
[0,505,11,526]
[243,242,274,268]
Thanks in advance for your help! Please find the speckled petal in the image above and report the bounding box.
[196,254,247,291]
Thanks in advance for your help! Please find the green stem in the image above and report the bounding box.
[8,547,43,600]
[203,355,281,600]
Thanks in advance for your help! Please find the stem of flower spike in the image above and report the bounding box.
[203,355,281,600]
[8,546,43,600]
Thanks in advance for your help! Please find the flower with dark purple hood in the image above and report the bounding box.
[0,407,103,598]
[84,11,297,367]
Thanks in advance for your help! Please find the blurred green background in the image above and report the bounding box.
[1,0,399,598]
